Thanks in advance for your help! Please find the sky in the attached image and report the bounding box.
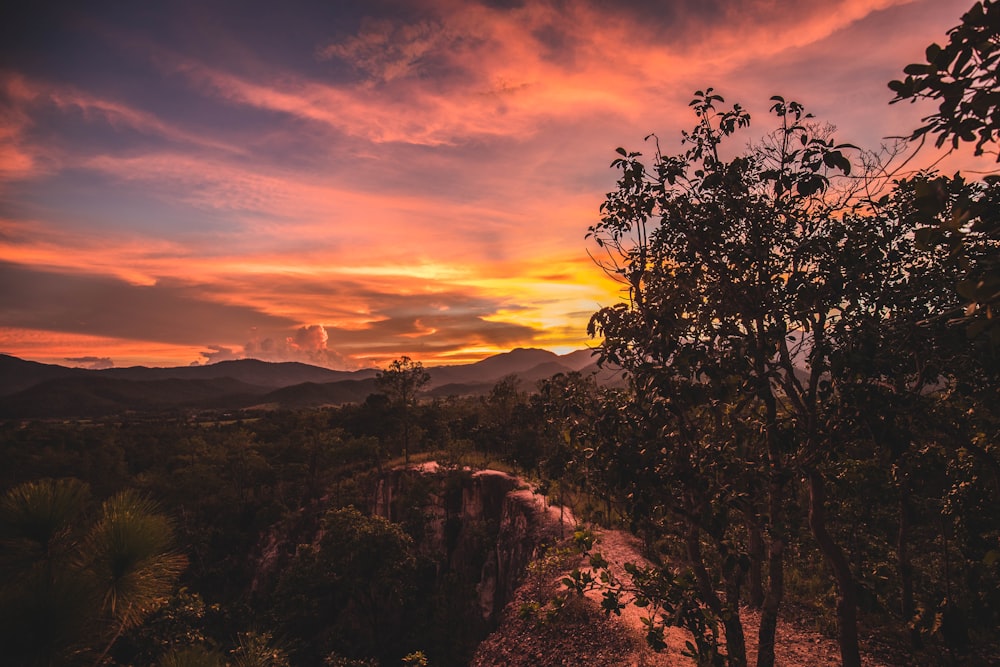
[0,0,991,370]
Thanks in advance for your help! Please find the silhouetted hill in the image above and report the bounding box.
[0,349,616,418]
[0,376,271,419]
[251,379,378,409]
[0,355,376,398]
[0,354,86,396]
[99,358,376,387]
[426,348,569,386]
[557,348,600,371]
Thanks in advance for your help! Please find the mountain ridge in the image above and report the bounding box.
[0,349,608,418]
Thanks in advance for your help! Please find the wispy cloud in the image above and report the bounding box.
[0,0,983,369]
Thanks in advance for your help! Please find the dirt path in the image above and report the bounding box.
[583,530,894,667]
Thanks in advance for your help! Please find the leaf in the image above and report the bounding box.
[956,279,980,300]
[966,319,990,340]
[914,226,940,249]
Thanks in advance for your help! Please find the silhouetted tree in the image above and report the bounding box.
[375,357,431,464]
[890,0,1000,339]
[586,89,908,667]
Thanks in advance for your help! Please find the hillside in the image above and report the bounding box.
[0,376,272,419]
[474,528,900,667]
[0,348,609,418]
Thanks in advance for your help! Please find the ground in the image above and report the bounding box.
[473,524,900,667]
[584,530,897,667]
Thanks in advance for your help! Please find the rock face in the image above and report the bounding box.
[371,464,573,625]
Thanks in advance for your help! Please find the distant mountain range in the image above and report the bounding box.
[0,348,613,419]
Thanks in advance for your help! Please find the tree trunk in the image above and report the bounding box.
[897,475,921,649]
[756,472,784,667]
[747,520,765,608]
[807,468,861,667]
[403,405,410,464]
[723,551,748,667]
[686,526,747,667]
[755,339,784,667]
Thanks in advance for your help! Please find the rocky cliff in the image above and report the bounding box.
[371,463,573,624]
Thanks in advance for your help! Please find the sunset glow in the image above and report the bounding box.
[1,0,991,369]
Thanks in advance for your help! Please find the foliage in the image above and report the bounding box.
[323,656,379,667]
[376,357,432,463]
[0,479,186,666]
[586,88,879,667]
[889,0,1000,159]
[0,404,527,667]
[376,357,432,409]
[158,645,225,667]
[116,588,220,666]
[401,651,429,666]
[889,0,1000,339]
[230,630,291,667]
[271,506,419,665]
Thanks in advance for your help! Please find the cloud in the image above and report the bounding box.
[317,17,465,85]
[198,344,240,364]
[0,72,242,175]
[0,0,974,372]
[0,261,298,345]
[243,324,355,368]
[64,355,115,369]
[314,288,542,365]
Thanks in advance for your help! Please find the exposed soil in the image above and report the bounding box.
[474,525,902,667]
[584,529,895,667]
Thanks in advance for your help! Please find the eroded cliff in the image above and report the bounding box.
[371,463,574,625]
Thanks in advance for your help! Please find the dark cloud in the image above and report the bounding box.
[0,261,298,345]
[218,285,540,364]
[0,258,542,368]
[64,355,114,369]
[199,345,240,364]
[325,291,539,357]
[531,22,576,65]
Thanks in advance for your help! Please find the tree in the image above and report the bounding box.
[0,478,93,667]
[375,356,431,464]
[585,90,902,667]
[271,506,418,664]
[889,0,1000,159]
[481,374,523,461]
[889,0,1000,339]
[0,479,187,666]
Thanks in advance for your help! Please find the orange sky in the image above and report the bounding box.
[0,0,994,370]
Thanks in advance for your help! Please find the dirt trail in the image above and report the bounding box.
[582,530,893,667]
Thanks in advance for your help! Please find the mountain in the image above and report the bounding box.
[250,379,378,409]
[0,354,87,396]
[425,348,586,386]
[0,354,376,398]
[98,358,375,387]
[557,348,601,371]
[0,376,271,419]
[0,348,614,418]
